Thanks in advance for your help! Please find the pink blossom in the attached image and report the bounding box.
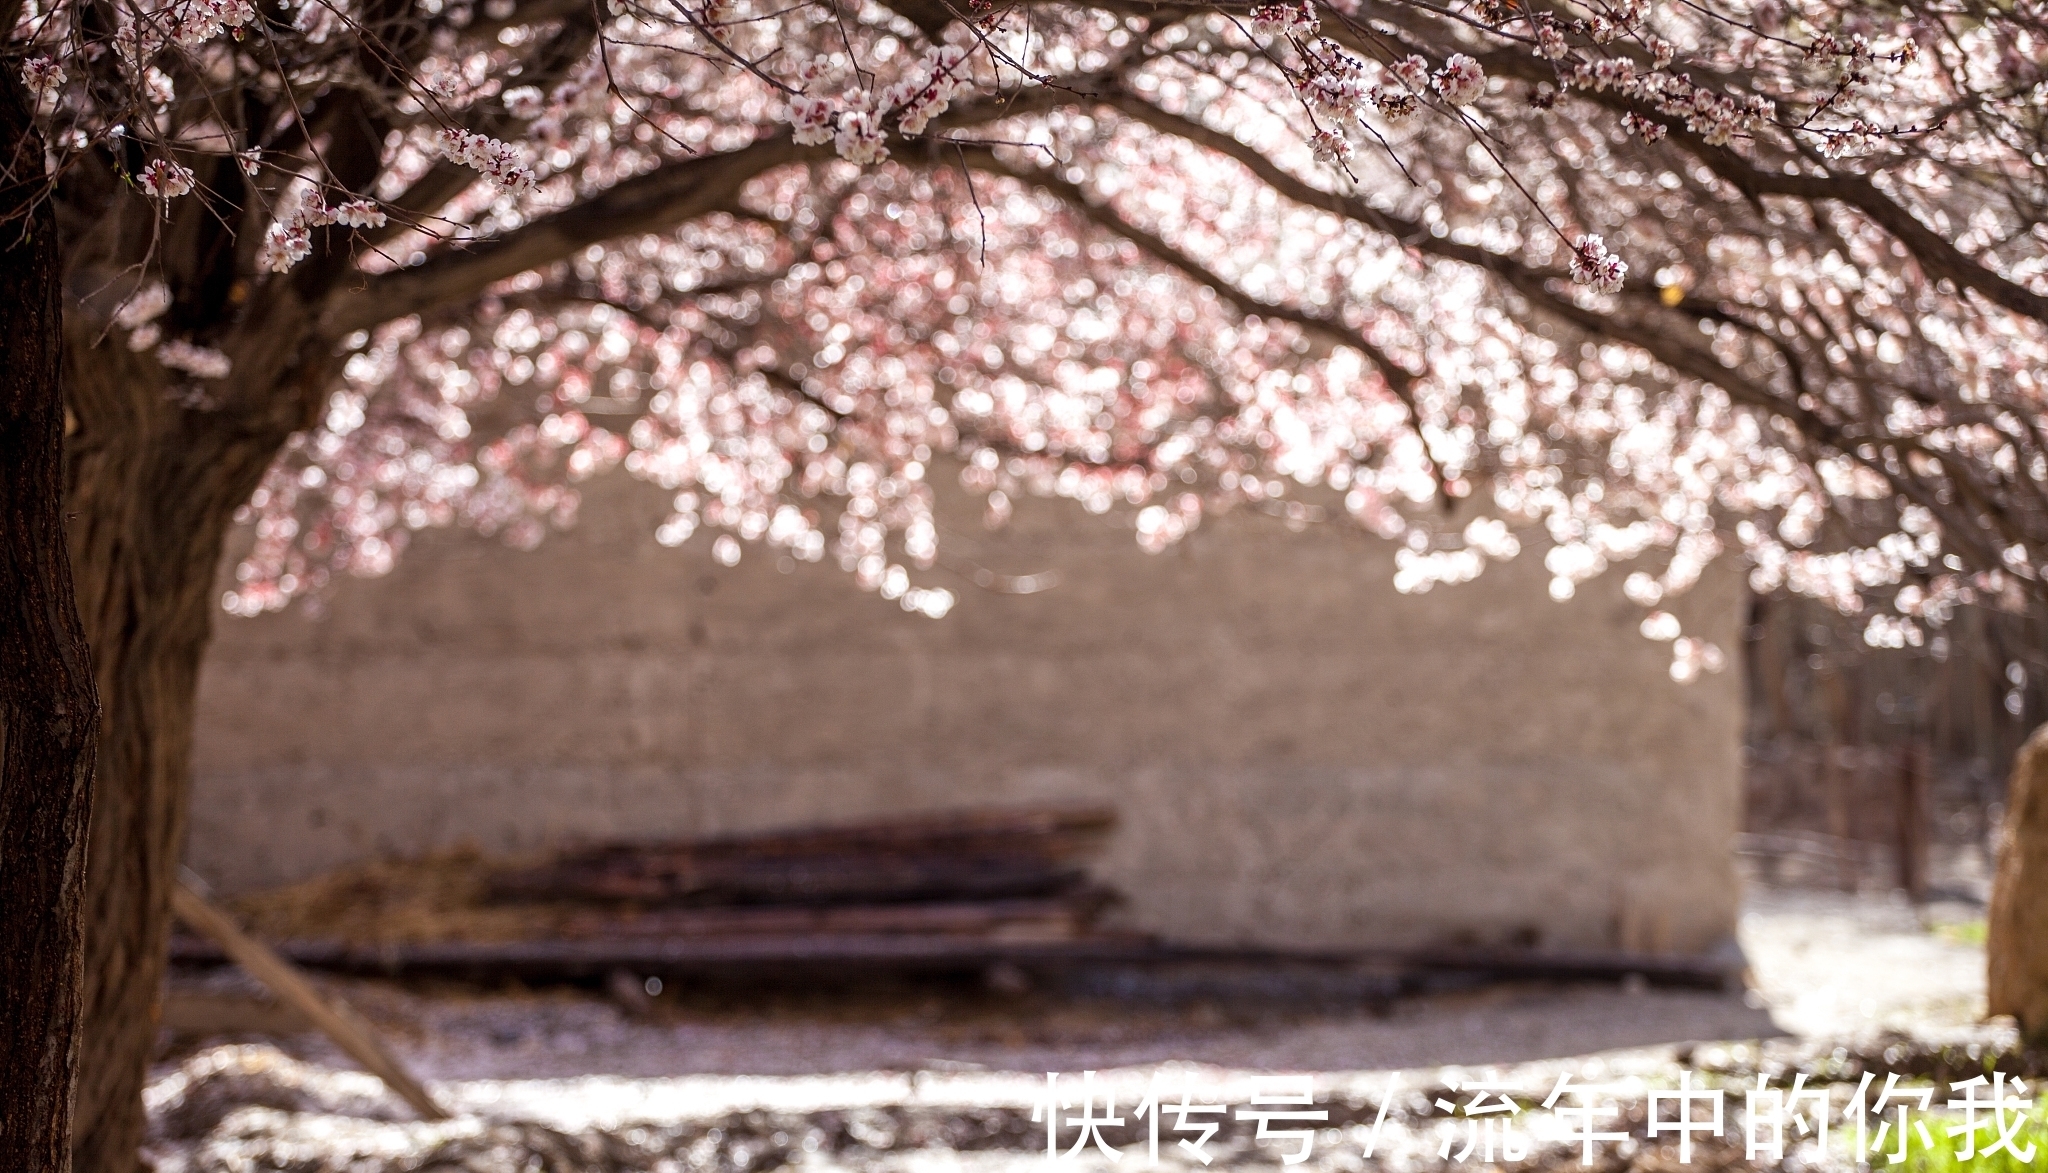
[7,0,2036,654]
[297,187,339,227]
[787,94,837,145]
[118,285,171,328]
[889,45,971,135]
[1388,54,1430,90]
[1590,58,1636,91]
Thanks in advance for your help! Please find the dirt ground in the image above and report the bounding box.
[143,883,2017,1172]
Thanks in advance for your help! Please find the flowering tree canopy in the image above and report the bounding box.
[15,0,2048,679]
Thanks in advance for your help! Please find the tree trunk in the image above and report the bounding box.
[60,339,295,1172]
[1895,740,1929,903]
[0,73,101,1173]
[1989,722,2048,1045]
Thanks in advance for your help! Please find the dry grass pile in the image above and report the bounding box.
[227,846,577,946]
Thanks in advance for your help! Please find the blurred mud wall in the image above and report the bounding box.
[186,474,1747,955]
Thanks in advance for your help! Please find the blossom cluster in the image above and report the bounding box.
[432,128,538,194]
[1248,2,1319,38]
[166,0,258,49]
[1568,235,1628,294]
[1293,44,1488,168]
[1533,16,1776,146]
[257,188,389,273]
[886,45,972,136]
[785,45,975,163]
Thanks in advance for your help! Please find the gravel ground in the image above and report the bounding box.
[1737,887,1989,1040]
[143,884,2016,1172]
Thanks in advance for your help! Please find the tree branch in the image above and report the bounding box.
[950,145,1426,411]
[322,134,817,336]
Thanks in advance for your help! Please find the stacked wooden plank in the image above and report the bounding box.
[500,804,1130,954]
[177,805,1137,976]
[556,895,1119,945]
[491,804,1119,910]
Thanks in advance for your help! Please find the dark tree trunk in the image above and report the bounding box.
[60,340,299,1172]
[0,73,101,1173]
[1990,722,2048,1045]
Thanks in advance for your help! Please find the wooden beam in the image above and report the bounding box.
[171,878,450,1121]
[169,929,1742,989]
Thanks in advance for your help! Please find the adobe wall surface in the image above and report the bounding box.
[186,474,1746,953]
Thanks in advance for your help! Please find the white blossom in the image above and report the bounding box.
[155,340,233,379]
[502,86,546,118]
[139,159,196,199]
[1299,41,1370,121]
[1432,54,1485,105]
[294,0,341,42]
[143,67,176,105]
[433,128,537,192]
[296,186,339,227]
[170,0,257,47]
[21,58,65,103]
[1309,128,1354,165]
[1569,234,1628,292]
[1622,112,1668,141]
[332,199,387,228]
[832,107,887,164]
[115,283,173,329]
[258,222,312,272]
[1248,1,1318,37]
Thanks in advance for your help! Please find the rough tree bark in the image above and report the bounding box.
[1989,722,2048,1045]
[59,339,303,1171]
[48,138,340,1161]
[0,70,101,1173]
